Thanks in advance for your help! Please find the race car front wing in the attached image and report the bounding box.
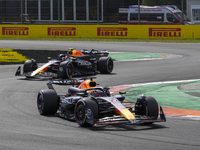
[94,106,166,125]
[15,66,58,78]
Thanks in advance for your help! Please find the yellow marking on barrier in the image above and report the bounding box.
[0,48,28,62]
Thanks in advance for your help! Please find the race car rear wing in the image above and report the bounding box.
[49,78,84,86]
[47,78,83,91]
[81,49,109,56]
[49,76,96,85]
[47,76,97,90]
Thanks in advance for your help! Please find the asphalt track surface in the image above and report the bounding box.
[0,40,200,150]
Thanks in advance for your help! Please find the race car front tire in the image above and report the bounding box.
[23,59,38,73]
[57,61,74,79]
[97,57,113,74]
[135,96,158,120]
[74,98,99,127]
[37,89,58,115]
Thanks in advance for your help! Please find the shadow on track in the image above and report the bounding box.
[88,123,167,131]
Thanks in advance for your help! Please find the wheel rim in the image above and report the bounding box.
[75,103,85,122]
[37,93,43,113]
[66,64,73,77]
[107,59,113,73]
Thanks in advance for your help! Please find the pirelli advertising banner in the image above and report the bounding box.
[0,25,200,39]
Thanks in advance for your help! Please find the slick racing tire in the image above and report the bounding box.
[23,59,38,73]
[97,57,113,74]
[135,96,158,119]
[74,98,99,127]
[37,89,58,115]
[57,61,74,79]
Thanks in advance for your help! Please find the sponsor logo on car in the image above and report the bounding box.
[149,28,181,37]
[2,27,29,36]
[97,27,128,37]
[47,27,76,36]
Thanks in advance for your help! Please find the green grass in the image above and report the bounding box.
[109,52,164,61]
[1,37,200,43]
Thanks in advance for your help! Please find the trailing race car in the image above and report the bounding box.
[15,48,114,79]
[37,78,166,127]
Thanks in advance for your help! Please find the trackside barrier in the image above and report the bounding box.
[0,25,200,39]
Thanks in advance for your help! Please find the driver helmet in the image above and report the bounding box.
[65,55,70,60]
[91,90,102,97]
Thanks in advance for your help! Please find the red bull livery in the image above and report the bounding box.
[37,77,166,127]
[15,48,113,79]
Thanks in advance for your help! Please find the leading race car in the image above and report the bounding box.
[37,78,166,127]
[15,48,114,79]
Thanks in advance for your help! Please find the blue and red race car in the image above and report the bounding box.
[15,48,114,79]
[37,77,166,127]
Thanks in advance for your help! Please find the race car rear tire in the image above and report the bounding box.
[74,98,99,127]
[57,61,74,79]
[23,59,38,73]
[37,89,58,115]
[135,96,158,119]
[97,57,113,74]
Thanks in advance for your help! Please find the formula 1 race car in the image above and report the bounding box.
[37,78,166,127]
[15,48,114,79]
